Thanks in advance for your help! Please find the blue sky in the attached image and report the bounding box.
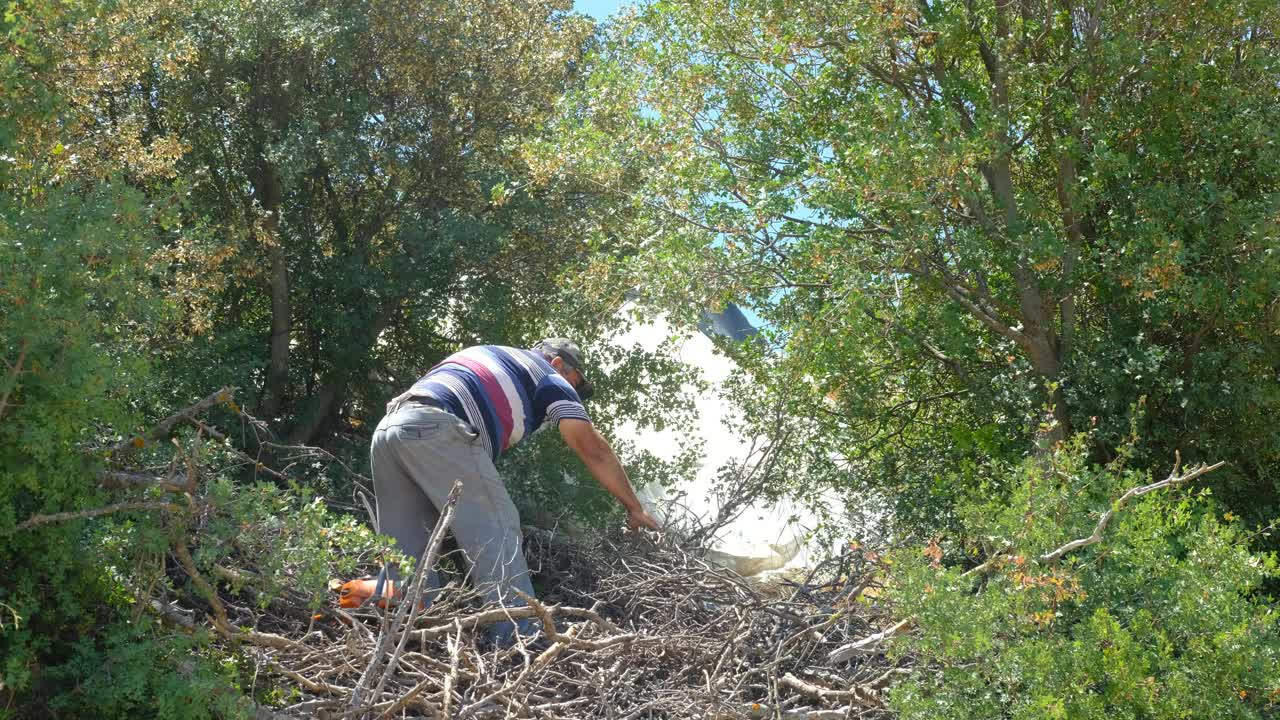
[574,0,625,20]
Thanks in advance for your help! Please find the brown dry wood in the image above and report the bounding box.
[109,386,235,458]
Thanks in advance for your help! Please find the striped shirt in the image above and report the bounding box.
[407,345,591,460]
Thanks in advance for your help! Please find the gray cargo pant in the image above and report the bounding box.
[371,400,538,643]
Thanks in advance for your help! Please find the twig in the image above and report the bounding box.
[440,627,462,717]
[456,655,535,720]
[351,480,463,714]
[189,420,289,481]
[260,440,373,484]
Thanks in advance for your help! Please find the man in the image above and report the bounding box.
[350,339,659,645]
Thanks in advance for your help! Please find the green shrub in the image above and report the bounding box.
[43,620,250,720]
[885,439,1280,719]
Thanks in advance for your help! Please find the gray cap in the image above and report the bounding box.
[534,338,594,401]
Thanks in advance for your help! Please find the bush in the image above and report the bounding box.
[885,438,1280,719]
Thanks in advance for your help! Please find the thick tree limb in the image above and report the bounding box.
[779,673,883,705]
[827,618,914,663]
[97,470,187,494]
[172,537,232,630]
[149,598,197,629]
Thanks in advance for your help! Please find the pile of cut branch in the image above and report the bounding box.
[24,386,1230,719]
[235,497,905,719]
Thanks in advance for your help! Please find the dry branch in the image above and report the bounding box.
[827,618,914,664]
[1039,454,1224,564]
[97,469,188,494]
[105,388,902,718]
[16,500,181,531]
[780,672,882,704]
[165,529,900,719]
[357,480,463,713]
[110,386,235,459]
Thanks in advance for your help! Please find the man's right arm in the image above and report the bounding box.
[558,418,660,531]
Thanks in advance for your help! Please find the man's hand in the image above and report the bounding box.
[627,507,661,532]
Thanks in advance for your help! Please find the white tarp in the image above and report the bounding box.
[605,304,849,577]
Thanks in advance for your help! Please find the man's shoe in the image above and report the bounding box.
[486,617,546,649]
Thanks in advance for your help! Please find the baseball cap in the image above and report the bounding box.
[534,338,594,401]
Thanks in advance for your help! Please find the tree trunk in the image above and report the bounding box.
[263,236,290,420]
[254,160,290,420]
[286,302,397,446]
[250,43,294,422]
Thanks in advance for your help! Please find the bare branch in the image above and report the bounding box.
[16,500,181,531]
[779,672,883,705]
[110,386,236,459]
[1039,455,1225,564]
[827,618,915,663]
[351,480,463,713]
[96,470,186,494]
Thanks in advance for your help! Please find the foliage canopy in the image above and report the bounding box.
[536,0,1280,531]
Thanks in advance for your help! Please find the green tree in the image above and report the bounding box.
[537,0,1280,528]
[886,442,1280,719]
[132,0,597,448]
[0,0,253,714]
[0,0,696,714]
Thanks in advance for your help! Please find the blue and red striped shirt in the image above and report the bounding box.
[407,345,591,460]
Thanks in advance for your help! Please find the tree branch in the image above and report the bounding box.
[827,618,915,663]
[1039,454,1225,564]
[779,672,883,706]
[96,470,188,494]
[110,387,236,459]
[863,307,975,388]
[831,454,1223,661]
[0,339,30,422]
[350,480,463,713]
[17,501,181,531]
